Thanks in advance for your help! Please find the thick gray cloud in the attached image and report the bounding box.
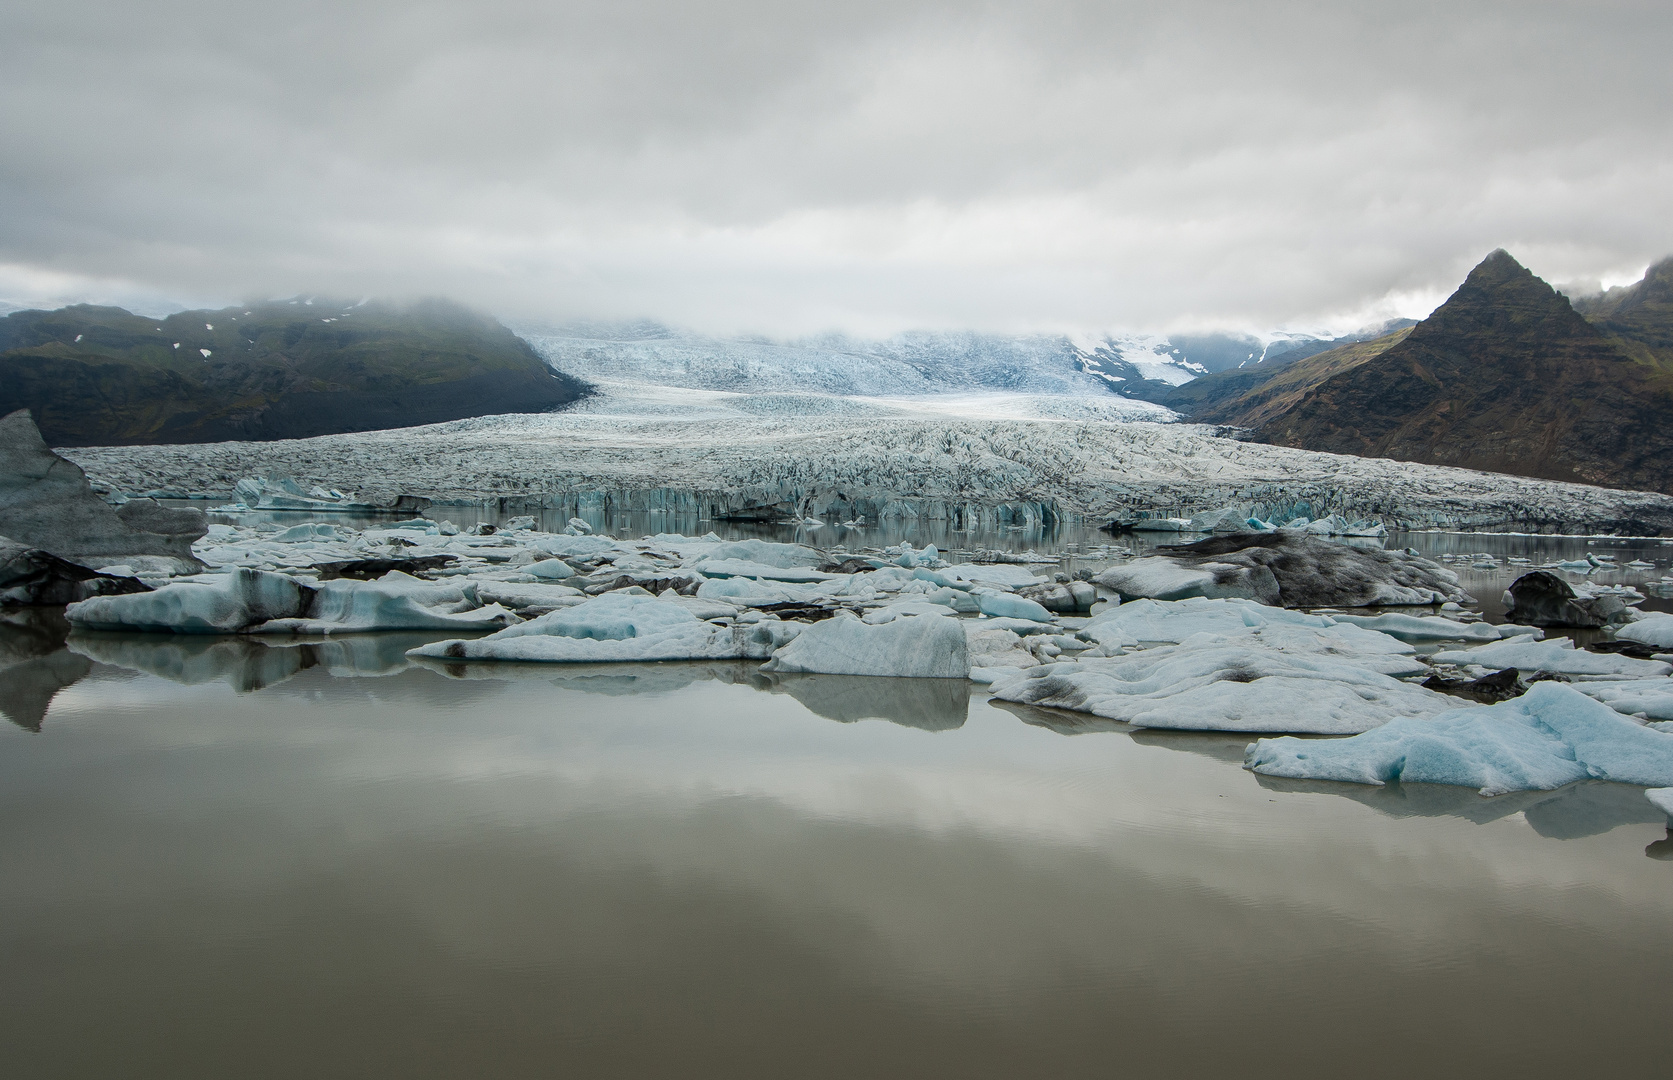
[2,0,1669,332]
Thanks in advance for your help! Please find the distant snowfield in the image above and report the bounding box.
[519,324,1220,401]
[568,380,1177,424]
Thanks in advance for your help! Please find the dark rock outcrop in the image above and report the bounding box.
[0,410,205,571]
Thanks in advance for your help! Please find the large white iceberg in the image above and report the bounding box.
[693,558,835,583]
[692,539,825,569]
[1246,683,1673,795]
[761,610,970,678]
[988,624,1446,733]
[1616,614,1673,650]
[407,592,799,663]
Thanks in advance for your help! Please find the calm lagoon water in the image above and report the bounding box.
[6,526,1673,1078]
[5,616,1673,1078]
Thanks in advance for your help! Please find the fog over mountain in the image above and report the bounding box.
[3,1,1670,336]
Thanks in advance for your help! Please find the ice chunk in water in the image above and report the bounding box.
[408,592,798,663]
[762,609,969,678]
[1617,614,1673,650]
[1430,639,1671,678]
[1247,683,1673,795]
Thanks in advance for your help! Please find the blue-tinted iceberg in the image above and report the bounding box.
[1246,683,1673,795]
[65,568,518,634]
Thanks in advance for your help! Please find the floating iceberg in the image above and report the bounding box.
[1502,570,1631,628]
[1330,612,1504,643]
[269,522,347,543]
[65,568,518,634]
[934,563,1045,588]
[407,592,799,663]
[1246,683,1673,795]
[988,623,1445,733]
[693,538,825,569]
[761,610,969,678]
[2,410,206,573]
[1567,679,1673,721]
[693,558,834,583]
[972,589,1053,622]
[1095,533,1467,608]
[1,537,153,607]
[1617,614,1673,650]
[1078,596,1333,643]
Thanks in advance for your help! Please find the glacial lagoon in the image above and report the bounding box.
[4,527,1673,1078]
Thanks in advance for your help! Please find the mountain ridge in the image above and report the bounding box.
[0,298,592,446]
[1245,250,1673,494]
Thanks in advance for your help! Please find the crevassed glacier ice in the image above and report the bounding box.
[1245,683,1673,795]
[63,401,1673,534]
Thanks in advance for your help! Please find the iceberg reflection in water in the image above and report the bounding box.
[5,627,1673,1079]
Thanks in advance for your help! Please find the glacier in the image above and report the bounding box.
[62,381,1673,535]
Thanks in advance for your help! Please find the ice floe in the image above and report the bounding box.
[988,622,1444,733]
[1616,613,1673,650]
[65,568,518,634]
[408,592,799,664]
[1246,683,1673,795]
[1429,638,1672,678]
[761,609,969,678]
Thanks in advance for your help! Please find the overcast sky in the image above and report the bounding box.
[2,0,1669,335]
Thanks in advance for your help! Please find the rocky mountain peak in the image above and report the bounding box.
[1409,249,1597,350]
